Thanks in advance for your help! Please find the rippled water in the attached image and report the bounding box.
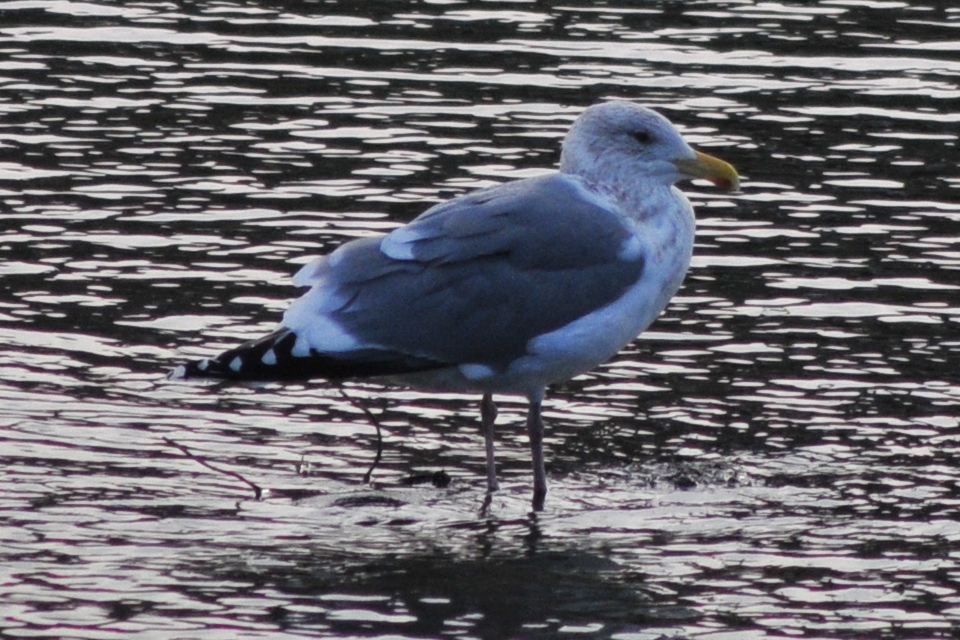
[2,1,960,638]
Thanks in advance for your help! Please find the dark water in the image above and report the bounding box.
[2,1,960,638]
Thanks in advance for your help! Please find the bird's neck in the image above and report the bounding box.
[566,164,677,223]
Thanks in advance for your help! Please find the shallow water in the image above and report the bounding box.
[2,1,960,638]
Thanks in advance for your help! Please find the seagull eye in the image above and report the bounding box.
[631,130,653,145]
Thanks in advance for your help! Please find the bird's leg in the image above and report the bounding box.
[480,392,499,493]
[526,398,547,511]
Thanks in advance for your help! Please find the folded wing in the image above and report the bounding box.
[284,173,647,374]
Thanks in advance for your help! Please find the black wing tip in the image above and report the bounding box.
[167,327,295,381]
[168,327,448,383]
[167,357,230,380]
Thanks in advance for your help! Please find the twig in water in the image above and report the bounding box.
[338,388,384,484]
[163,437,262,500]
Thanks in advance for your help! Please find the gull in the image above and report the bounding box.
[171,101,739,511]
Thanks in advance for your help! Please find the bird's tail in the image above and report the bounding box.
[169,327,443,382]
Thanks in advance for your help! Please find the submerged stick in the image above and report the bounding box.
[338,388,384,484]
[163,437,263,500]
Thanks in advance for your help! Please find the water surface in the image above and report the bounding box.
[2,1,960,638]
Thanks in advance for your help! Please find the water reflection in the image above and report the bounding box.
[2,0,960,637]
[216,548,690,637]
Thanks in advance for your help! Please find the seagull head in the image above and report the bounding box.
[560,101,740,192]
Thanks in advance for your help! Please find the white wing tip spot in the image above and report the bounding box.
[229,356,243,373]
[261,349,277,366]
[291,335,311,358]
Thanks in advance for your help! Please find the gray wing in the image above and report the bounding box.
[289,173,645,370]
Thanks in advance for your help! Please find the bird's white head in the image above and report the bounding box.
[560,101,739,193]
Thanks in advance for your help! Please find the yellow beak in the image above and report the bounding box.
[674,150,740,192]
